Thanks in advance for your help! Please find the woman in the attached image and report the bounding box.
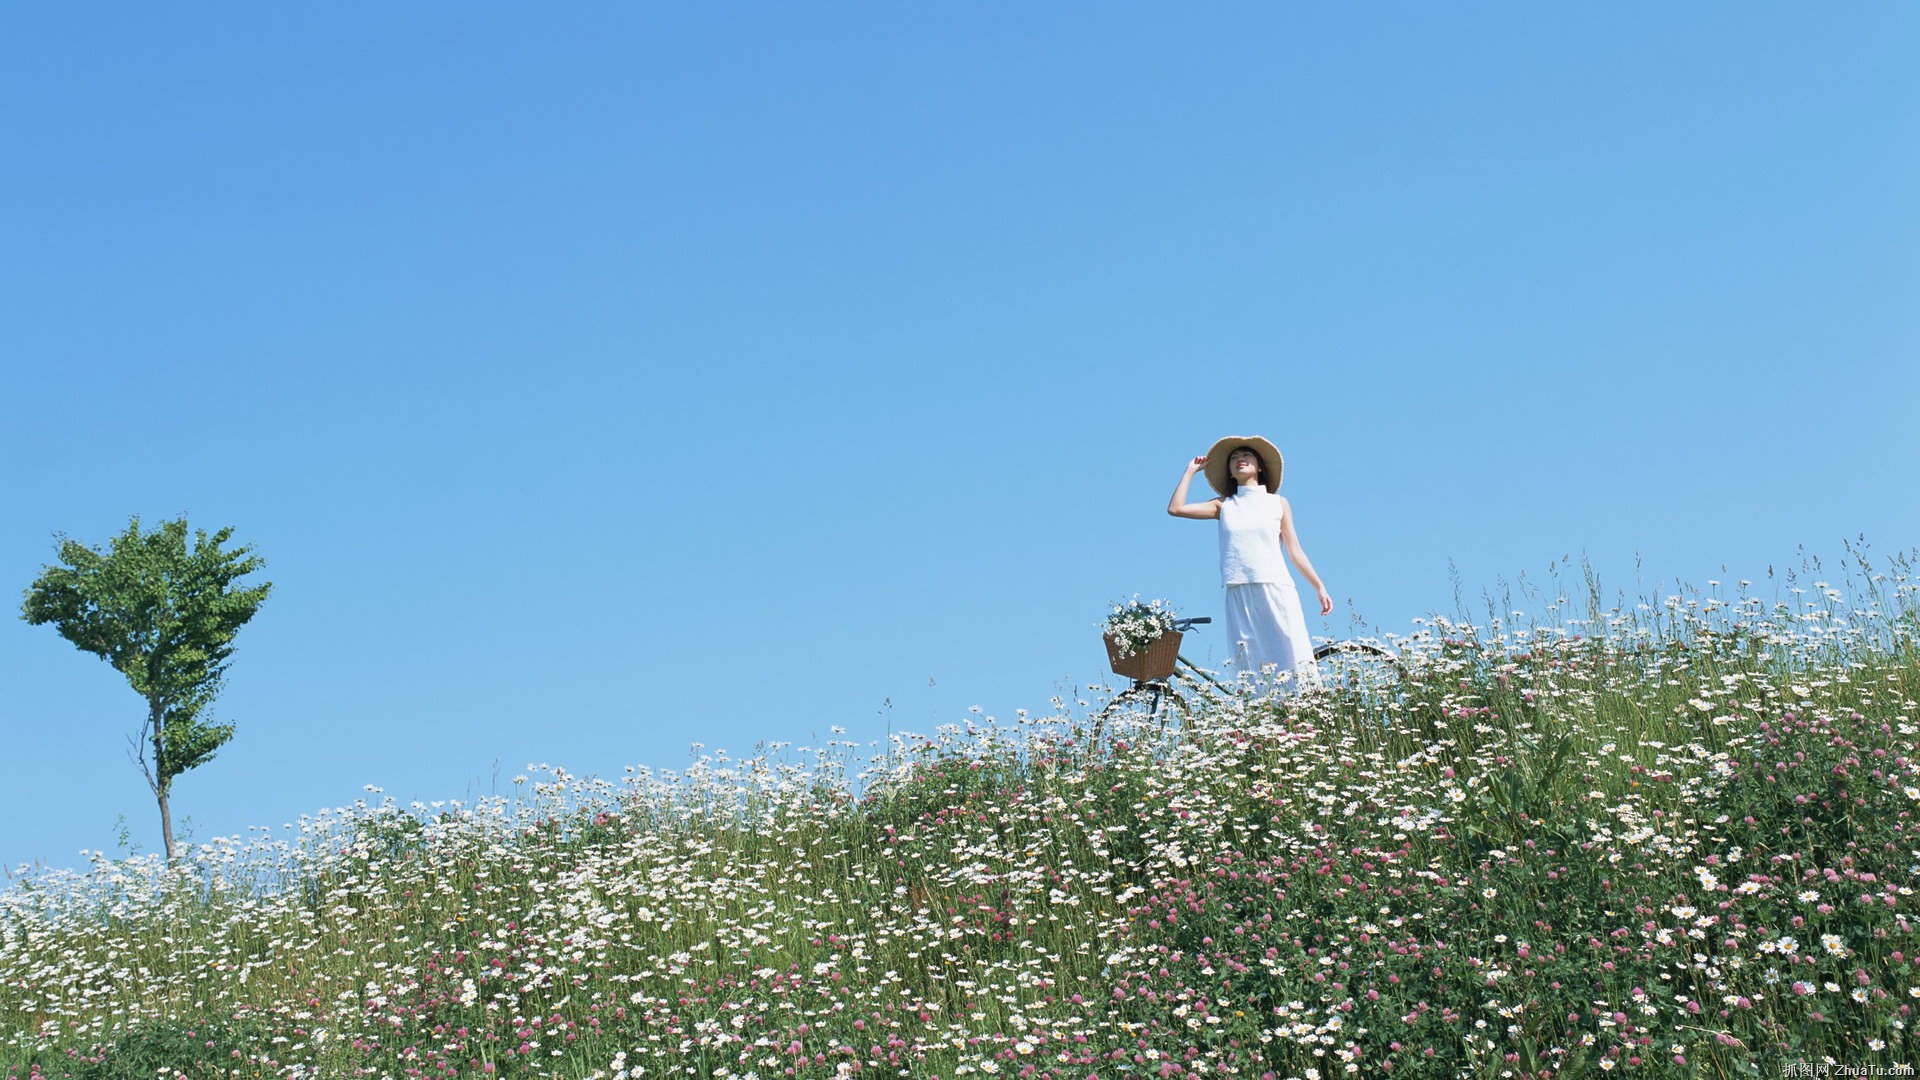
[1166,435,1331,686]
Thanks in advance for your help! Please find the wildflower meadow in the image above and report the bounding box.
[4,552,1919,1079]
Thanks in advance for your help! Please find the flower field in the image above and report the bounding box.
[4,560,1919,1079]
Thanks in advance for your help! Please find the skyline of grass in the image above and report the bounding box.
[4,549,1917,1078]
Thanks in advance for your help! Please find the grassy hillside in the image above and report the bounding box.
[4,562,1919,1079]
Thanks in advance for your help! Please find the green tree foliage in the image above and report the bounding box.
[20,517,271,862]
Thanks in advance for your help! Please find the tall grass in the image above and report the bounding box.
[4,552,1918,1079]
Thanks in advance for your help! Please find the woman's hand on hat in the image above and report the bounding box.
[1188,456,1208,471]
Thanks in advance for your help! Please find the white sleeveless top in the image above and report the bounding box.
[1217,486,1288,586]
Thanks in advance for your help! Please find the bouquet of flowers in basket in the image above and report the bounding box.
[1103,596,1177,659]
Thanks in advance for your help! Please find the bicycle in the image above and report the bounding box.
[1095,622,1404,738]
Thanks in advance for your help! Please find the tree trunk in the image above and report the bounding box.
[157,784,176,863]
[150,697,176,862]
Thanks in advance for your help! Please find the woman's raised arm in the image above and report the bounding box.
[1167,456,1222,520]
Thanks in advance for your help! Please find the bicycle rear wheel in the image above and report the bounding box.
[1311,640,1402,693]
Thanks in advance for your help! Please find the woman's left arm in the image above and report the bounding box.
[1279,498,1333,616]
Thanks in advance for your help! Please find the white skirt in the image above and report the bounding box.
[1223,581,1320,688]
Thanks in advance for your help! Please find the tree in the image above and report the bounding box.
[21,517,272,862]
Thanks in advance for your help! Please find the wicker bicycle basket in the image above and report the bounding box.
[1104,629,1183,682]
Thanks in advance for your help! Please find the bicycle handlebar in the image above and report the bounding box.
[1173,617,1212,630]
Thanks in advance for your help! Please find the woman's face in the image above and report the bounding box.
[1228,448,1262,480]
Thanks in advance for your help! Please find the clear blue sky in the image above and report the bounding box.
[4,3,1916,874]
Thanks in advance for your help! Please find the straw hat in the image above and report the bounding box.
[1204,435,1284,496]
